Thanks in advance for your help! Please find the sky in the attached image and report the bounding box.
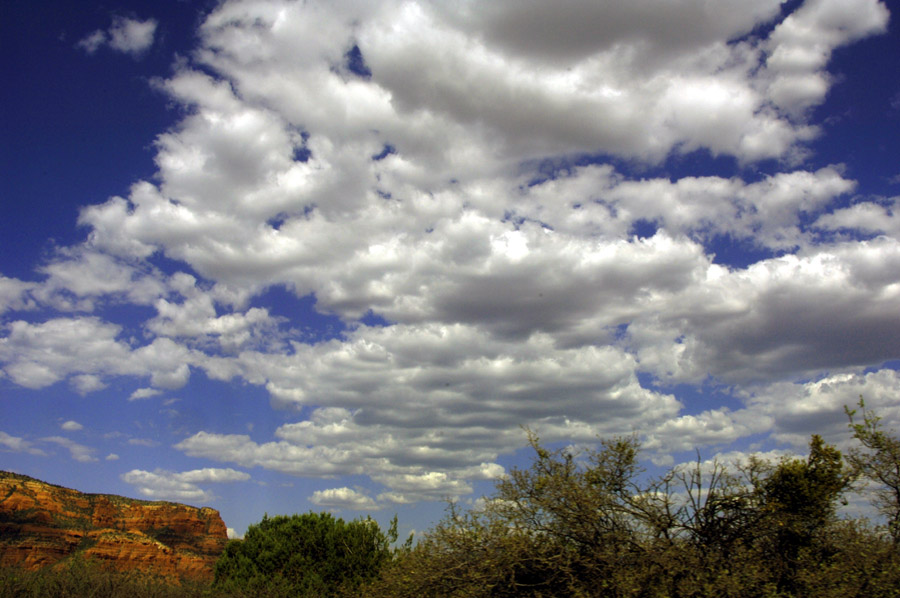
[2,0,900,540]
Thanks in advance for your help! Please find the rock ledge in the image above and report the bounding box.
[0,471,227,581]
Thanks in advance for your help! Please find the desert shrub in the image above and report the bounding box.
[0,557,213,598]
[363,430,897,598]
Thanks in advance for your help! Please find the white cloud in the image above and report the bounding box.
[744,369,900,448]
[176,331,680,499]
[0,317,201,391]
[108,16,158,55]
[42,436,97,463]
[77,30,107,54]
[78,16,158,57]
[814,198,900,238]
[0,276,37,314]
[310,487,381,511]
[145,273,285,352]
[129,387,163,401]
[627,238,900,383]
[60,420,84,431]
[34,249,167,311]
[0,431,48,456]
[764,0,889,115]
[121,467,250,502]
[70,374,107,395]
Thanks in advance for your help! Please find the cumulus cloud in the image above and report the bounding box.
[814,197,900,238]
[0,431,48,456]
[129,387,163,401]
[121,467,250,502]
[78,16,158,57]
[0,317,197,390]
[43,436,97,463]
[33,249,167,311]
[60,420,84,431]
[0,276,37,314]
[310,487,381,511]
[764,0,889,115]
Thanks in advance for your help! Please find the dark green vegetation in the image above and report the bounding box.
[3,399,899,597]
[213,511,399,596]
[0,557,214,598]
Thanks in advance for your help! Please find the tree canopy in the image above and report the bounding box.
[213,511,397,597]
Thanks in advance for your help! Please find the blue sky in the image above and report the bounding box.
[2,0,900,539]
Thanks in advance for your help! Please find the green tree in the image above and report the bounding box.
[846,397,900,545]
[754,435,851,595]
[213,511,397,597]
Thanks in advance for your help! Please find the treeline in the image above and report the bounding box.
[3,400,899,597]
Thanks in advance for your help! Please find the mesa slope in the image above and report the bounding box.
[0,471,227,581]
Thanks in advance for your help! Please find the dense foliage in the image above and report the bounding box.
[213,511,397,597]
[364,429,900,598]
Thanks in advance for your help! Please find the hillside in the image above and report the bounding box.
[0,471,228,581]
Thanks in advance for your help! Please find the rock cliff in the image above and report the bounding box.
[0,471,228,581]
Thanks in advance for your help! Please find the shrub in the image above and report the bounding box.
[213,511,397,598]
[0,557,212,598]
[363,430,900,598]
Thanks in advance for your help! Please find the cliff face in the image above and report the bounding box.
[0,471,228,581]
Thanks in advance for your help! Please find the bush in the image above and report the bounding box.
[213,511,397,598]
[0,557,213,598]
[363,430,900,598]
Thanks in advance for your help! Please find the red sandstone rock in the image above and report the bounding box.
[0,471,228,581]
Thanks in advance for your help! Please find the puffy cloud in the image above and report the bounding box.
[743,369,900,448]
[644,408,770,456]
[176,325,680,499]
[442,0,782,66]
[78,16,158,57]
[70,374,107,395]
[814,198,900,238]
[358,0,801,163]
[146,273,285,352]
[628,238,900,383]
[764,0,889,115]
[128,388,163,401]
[33,249,166,311]
[60,420,84,432]
[0,317,198,390]
[121,467,250,502]
[310,487,381,511]
[43,436,97,463]
[0,432,48,456]
[0,276,37,314]
[77,30,107,55]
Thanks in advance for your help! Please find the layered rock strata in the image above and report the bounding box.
[0,471,228,581]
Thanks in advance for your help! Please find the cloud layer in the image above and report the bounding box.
[3,0,898,510]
